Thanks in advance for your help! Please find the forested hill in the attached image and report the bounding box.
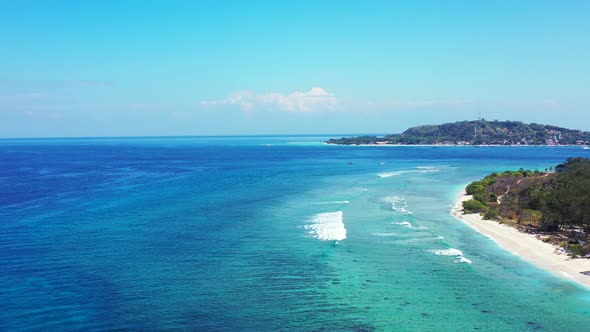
[327,120,590,145]
[462,157,590,257]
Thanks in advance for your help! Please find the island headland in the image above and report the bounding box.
[452,157,590,288]
[327,120,590,146]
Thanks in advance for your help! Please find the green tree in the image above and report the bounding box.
[463,199,487,213]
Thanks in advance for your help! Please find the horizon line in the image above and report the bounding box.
[0,133,391,140]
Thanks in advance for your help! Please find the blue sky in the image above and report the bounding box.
[1,1,589,137]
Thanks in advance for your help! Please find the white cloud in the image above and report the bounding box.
[200,87,337,112]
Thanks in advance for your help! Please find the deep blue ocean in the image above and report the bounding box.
[1,136,589,331]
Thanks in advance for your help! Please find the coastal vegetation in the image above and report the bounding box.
[463,158,590,257]
[327,120,590,145]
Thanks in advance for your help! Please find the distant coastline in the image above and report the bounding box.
[451,191,590,289]
[324,142,590,147]
[327,119,590,146]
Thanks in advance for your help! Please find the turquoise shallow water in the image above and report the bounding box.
[1,136,589,331]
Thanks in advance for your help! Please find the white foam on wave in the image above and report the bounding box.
[428,248,463,256]
[427,248,472,264]
[390,221,428,230]
[383,195,401,203]
[378,171,402,178]
[378,167,440,178]
[374,231,434,238]
[394,236,445,244]
[314,200,350,205]
[372,232,404,237]
[394,207,413,215]
[416,166,440,171]
[391,221,412,227]
[455,256,473,264]
[384,196,414,215]
[305,211,347,241]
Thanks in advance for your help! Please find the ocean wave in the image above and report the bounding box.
[426,248,472,264]
[378,171,402,178]
[383,196,414,215]
[383,195,401,203]
[394,236,445,244]
[314,200,350,205]
[305,211,347,241]
[419,169,439,173]
[373,231,435,238]
[372,232,404,237]
[393,207,413,215]
[390,221,428,230]
[455,256,473,264]
[391,221,412,228]
[378,167,440,178]
[428,248,463,256]
[416,166,440,172]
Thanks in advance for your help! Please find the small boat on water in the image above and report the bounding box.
[582,146,590,150]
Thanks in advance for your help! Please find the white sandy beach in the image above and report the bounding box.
[452,192,590,289]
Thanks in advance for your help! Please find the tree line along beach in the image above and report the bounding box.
[453,158,590,288]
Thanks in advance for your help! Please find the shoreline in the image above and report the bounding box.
[451,191,590,289]
[325,143,588,147]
